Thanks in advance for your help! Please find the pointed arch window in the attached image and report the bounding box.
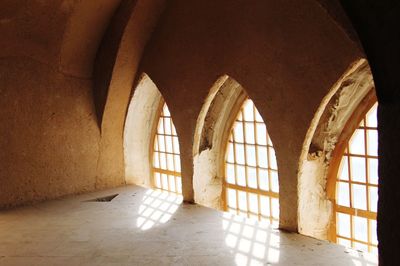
[152,102,182,194]
[224,98,279,224]
[329,100,378,254]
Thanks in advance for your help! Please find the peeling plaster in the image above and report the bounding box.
[298,59,374,239]
[193,76,245,209]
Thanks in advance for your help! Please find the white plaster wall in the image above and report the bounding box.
[193,148,222,209]
[124,74,162,186]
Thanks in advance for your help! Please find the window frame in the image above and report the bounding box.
[220,96,279,223]
[150,100,182,194]
[327,89,378,252]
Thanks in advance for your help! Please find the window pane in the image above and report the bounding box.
[370,219,378,245]
[349,129,365,155]
[173,137,180,153]
[227,143,234,163]
[158,135,165,152]
[234,122,244,143]
[153,103,182,194]
[337,182,350,207]
[256,123,267,145]
[174,155,181,172]
[249,193,258,213]
[235,144,245,164]
[352,184,367,210]
[168,175,176,192]
[243,100,254,121]
[227,188,237,208]
[353,216,368,242]
[247,167,258,189]
[226,163,235,184]
[161,174,168,190]
[165,136,173,153]
[269,148,278,170]
[236,165,246,186]
[163,104,170,116]
[368,158,379,184]
[257,146,268,168]
[244,122,255,144]
[158,119,164,134]
[224,98,279,224]
[271,197,279,219]
[366,104,378,128]
[153,152,160,168]
[338,156,349,180]
[176,177,182,194]
[164,118,172,135]
[270,171,279,193]
[260,196,270,216]
[369,187,378,212]
[255,110,263,122]
[350,157,366,183]
[334,102,378,251]
[167,154,174,171]
[238,191,247,211]
[367,130,378,156]
[160,153,167,169]
[259,169,269,191]
[337,213,351,238]
[155,173,161,188]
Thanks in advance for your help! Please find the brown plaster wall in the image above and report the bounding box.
[140,0,363,230]
[0,58,100,207]
[0,0,125,207]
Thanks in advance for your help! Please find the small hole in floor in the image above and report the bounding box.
[85,194,119,202]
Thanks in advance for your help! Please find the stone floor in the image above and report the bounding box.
[0,185,378,266]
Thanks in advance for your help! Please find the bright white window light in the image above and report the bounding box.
[224,99,279,225]
[153,103,182,194]
[335,102,378,255]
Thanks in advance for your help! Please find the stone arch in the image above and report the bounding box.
[124,73,163,187]
[193,75,250,209]
[92,0,166,189]
[297,58,375,239]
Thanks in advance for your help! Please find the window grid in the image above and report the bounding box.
[335,103,378,254]
[224,99,279,224]
[152,103,182,194]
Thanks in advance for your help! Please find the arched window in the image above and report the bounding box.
[224,98,279,224]
[152,102,182,194]
[329,99,378,254]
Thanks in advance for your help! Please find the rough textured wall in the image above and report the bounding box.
[298,60,374,239]
[139,0,362,231]
[0,0,123,207]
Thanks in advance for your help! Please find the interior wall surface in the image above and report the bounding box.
[138,0,363,230]
[0,0,124,207]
